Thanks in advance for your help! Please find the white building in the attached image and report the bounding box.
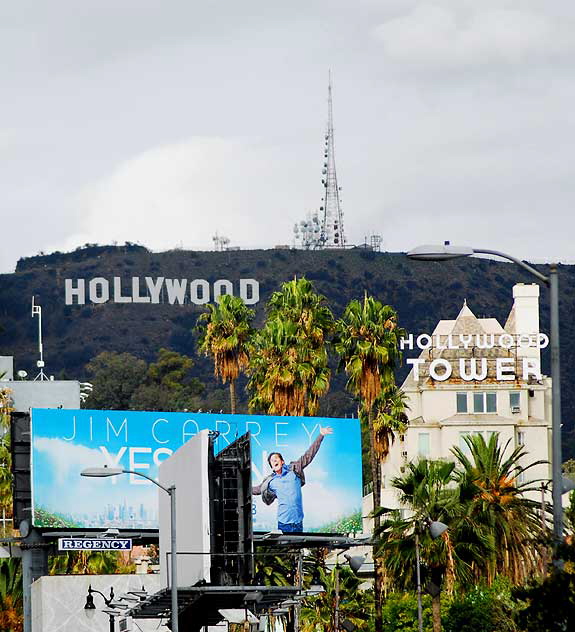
[364,283,552,525]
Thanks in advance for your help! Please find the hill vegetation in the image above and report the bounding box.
[2,244,575,456]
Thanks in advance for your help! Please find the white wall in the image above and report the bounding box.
[10,381,81,412]
[32,574,161,632]
[159,429,211,588]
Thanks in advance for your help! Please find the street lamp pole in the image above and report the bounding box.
[413,520,447,632]
[81,467,179,632]
[414,533,423,632]
[334,562,340,632]
[408,244,563,542]
[84,585,116,632]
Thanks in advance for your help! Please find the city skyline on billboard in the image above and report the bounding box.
[31,408,362,533]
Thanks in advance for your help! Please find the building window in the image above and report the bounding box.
[456,393,468,413]
[418,433,430,458]
[510,392,520,412]
[459,431,474,455]
[517,431,525,446]
[473,392,497,413]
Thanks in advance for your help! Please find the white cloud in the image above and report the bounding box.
[34,438,108,487]
[303,480,359,527]
[33,437,158,514]
[373,5,575,68]
[55,137,302,254]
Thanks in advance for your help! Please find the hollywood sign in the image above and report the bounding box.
[401,332,550,382]
[64,277,260,306]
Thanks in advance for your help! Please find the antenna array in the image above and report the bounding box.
[294,74,347,249]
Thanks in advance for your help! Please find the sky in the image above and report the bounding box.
[2,1,575,274]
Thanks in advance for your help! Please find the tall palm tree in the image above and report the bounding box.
[452,433,546,585]
[335,296,405,502]
[334,295,405,632]
[197,294,254,414]
[248,278,333,416]
[248,319,313,415]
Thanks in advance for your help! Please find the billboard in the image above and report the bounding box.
[30,408,362,533]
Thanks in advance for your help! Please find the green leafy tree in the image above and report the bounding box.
[565,490,575,533]
[334,294,405,632]
[197,294,254,414]
[130,348,204,411]
[248,279,333,416]
[443,578,518,632]
[380,592,435,632]
[84,352,147,409]
[84,350,204,412]
[513,540,575,632]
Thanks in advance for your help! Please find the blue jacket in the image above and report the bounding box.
[253,433,325,505]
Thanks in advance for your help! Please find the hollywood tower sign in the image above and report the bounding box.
[65,276,260,306]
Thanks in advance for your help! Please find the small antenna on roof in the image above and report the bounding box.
[32,296,48,381]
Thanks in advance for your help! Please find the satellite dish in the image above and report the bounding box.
[17,370,27,379]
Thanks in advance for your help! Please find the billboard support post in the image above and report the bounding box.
[81,467,179,632]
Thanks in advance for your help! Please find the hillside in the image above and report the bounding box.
[2,244,575,456]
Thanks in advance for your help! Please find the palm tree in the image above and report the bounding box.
[452,433,546,585]
[248,279,333,416]
[334,294,405,632]
[197,294,254,414]
[49,550,127,575]
[248,319,312,415]
[335,296,405,501]
[253,548,294,587]
[0,389,13,535]
[376,459,480,632]
[300,564,372,632]
[369,385,409,462]
[0,559,22,632]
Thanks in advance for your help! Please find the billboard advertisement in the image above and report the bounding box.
[30,408,362,533]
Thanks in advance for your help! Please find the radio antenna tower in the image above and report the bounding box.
[319,72,346,248]
[31,296,48,381]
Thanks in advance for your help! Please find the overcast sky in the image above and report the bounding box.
[2,1,574,273]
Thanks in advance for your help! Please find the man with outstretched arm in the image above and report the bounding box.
[252,426,333,533]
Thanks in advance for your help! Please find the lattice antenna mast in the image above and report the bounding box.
[320,74,346,248]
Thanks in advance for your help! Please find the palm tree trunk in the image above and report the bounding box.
[229,379,237,414]
[432,593,441,632]
[369,409,384,632]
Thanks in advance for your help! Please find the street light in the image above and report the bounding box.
[408,243,563,544]
[414,520,448,632]
[333,552,366,632]
[81,466,179,632]
[84,585,119,632]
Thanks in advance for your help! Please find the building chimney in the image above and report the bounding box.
[506,283,541,362]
